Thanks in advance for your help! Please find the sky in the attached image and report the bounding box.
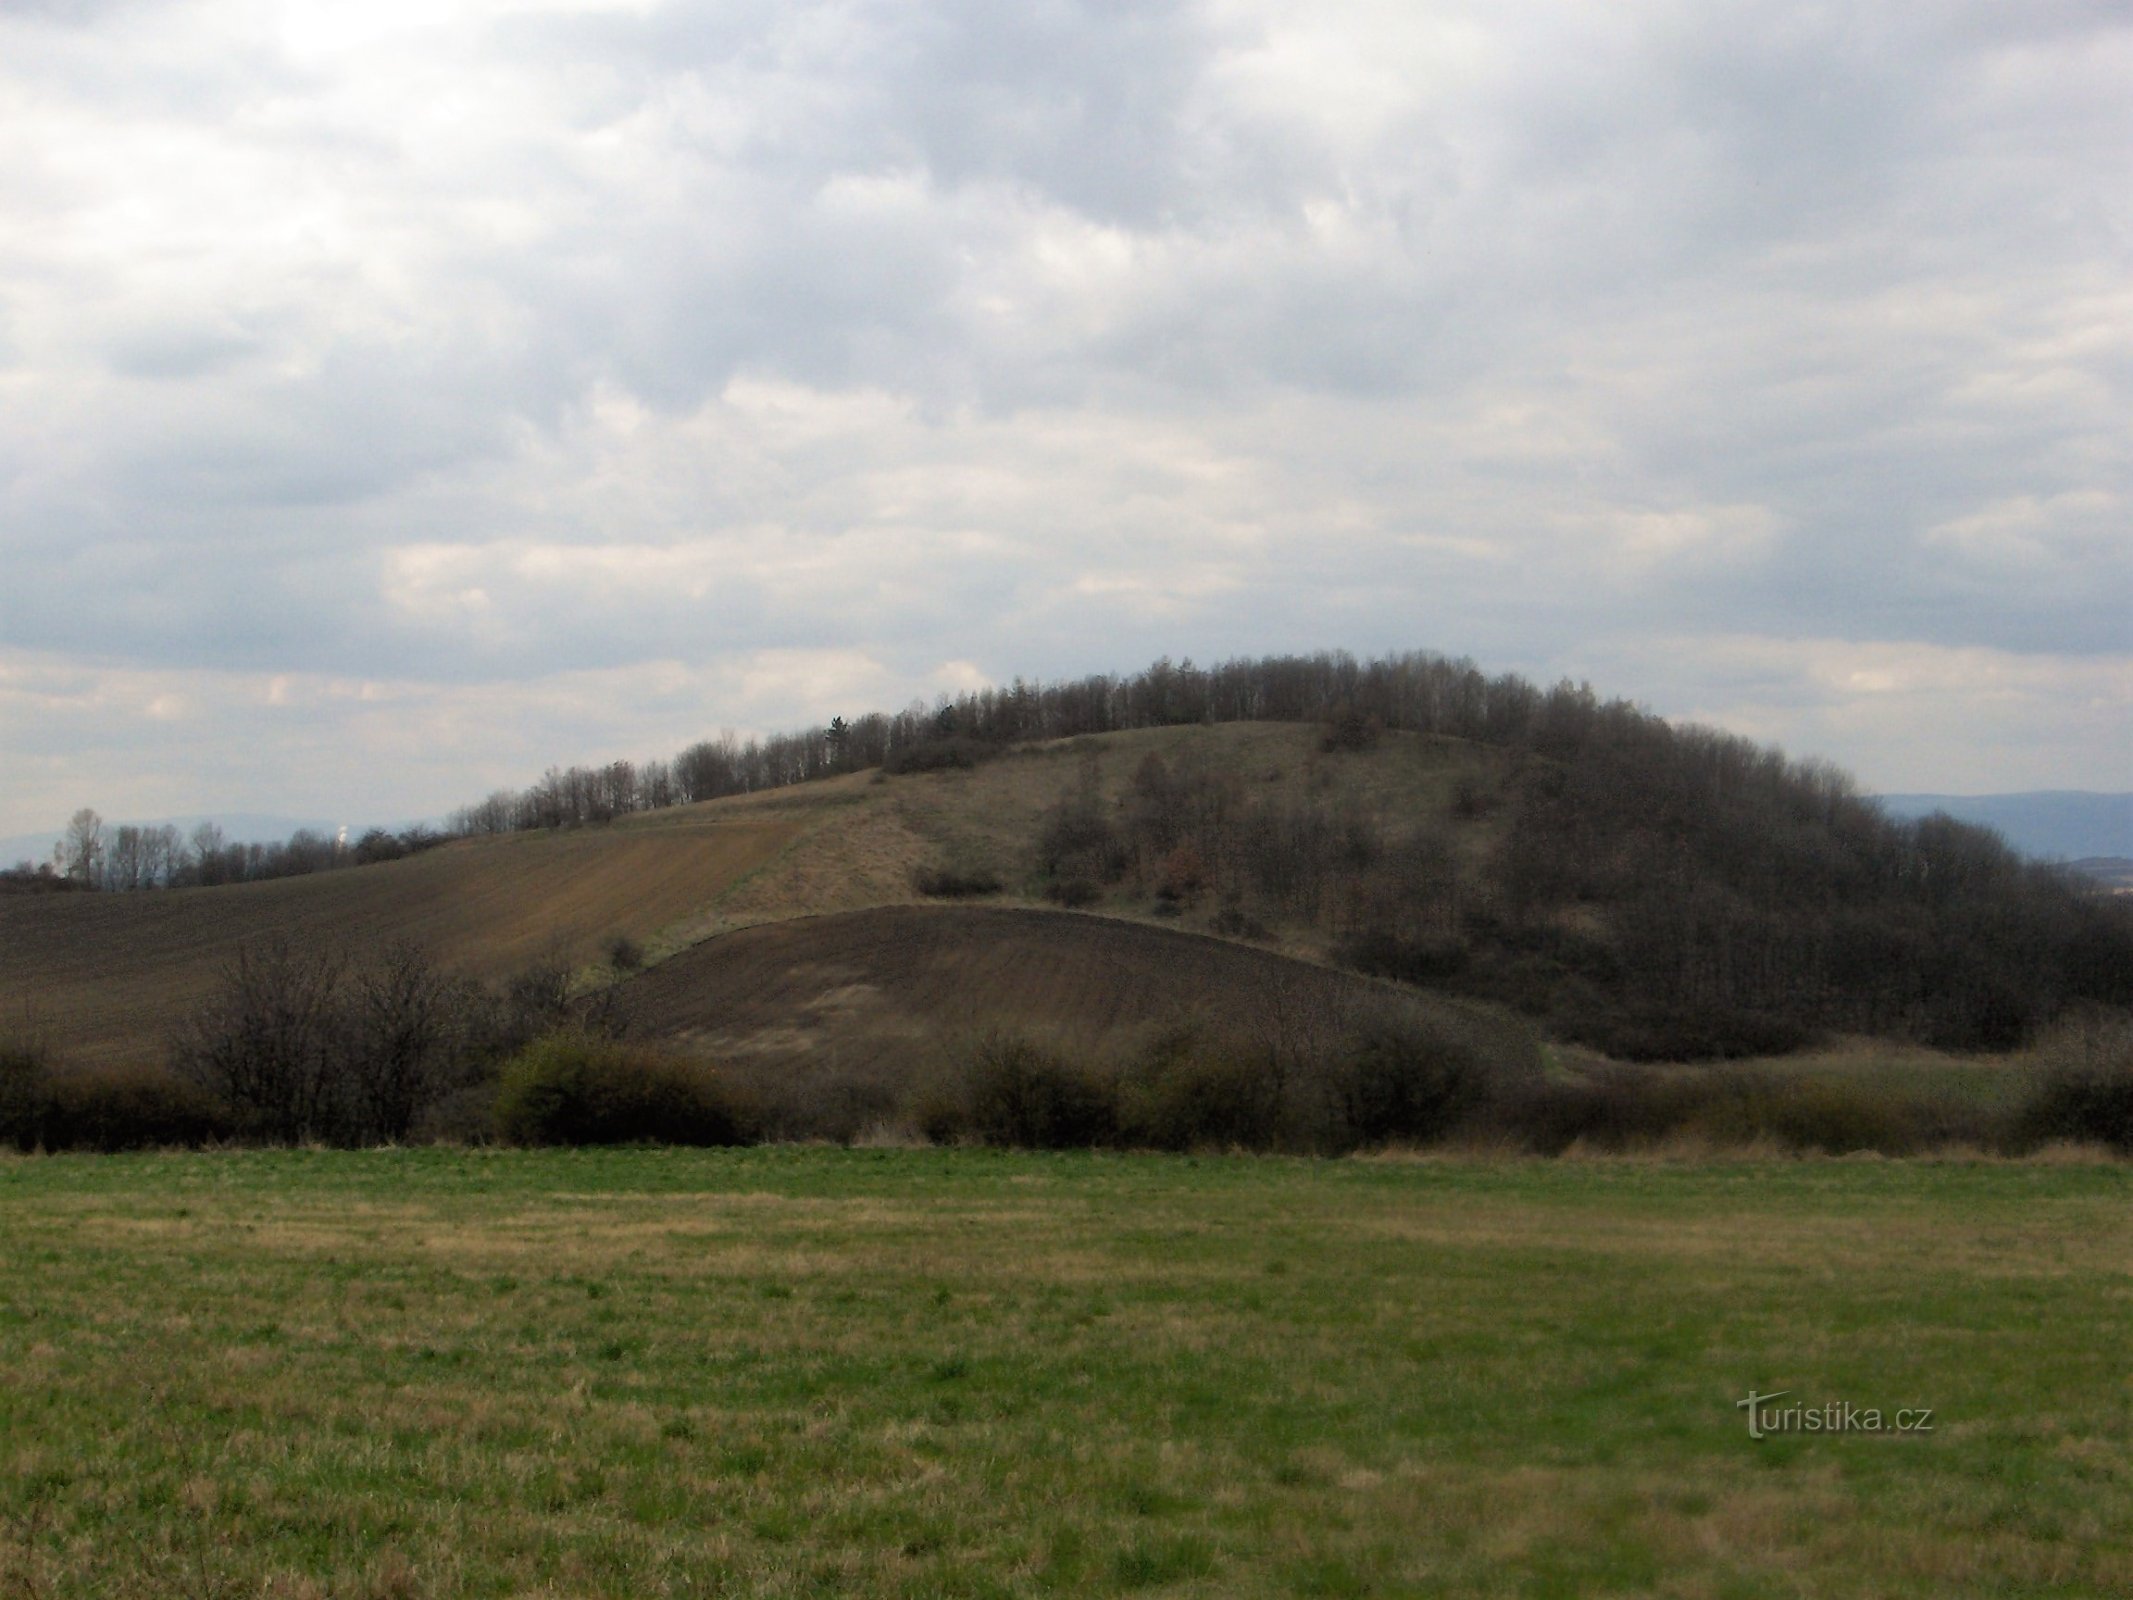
[2,0,2128,839]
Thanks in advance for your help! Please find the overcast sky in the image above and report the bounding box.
[2,0,2127,838]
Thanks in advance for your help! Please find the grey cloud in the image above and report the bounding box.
[0,0,2126,828]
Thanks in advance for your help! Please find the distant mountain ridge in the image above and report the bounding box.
[1872,791,2133,862]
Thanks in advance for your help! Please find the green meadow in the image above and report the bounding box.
[2,1147,2128,1597]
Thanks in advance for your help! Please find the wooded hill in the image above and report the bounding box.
[8,651,2127,1071]
[446,651,2133,1059]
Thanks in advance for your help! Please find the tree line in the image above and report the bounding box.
[1,809,448,894]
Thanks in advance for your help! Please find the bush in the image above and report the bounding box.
[1,1035,53,1150]
[953,1033,1117,1149]
[1568,1002,1813,1063]
[1687,1074,1925,1155]
[173,937,485,1146]
[1046,877,1102,909]
[494,1033,753,1146]
[2020,1073,2133,1152]
[1338,930,1471,985]
[38,1065,233,1152]
[1328,1015,1491,1149]
[2018,1023,2133,1155]
[1116,1040,1285,1152]
[3,1034,233,1153]
[913,863,1004,898]
[1482,1064,1944,1156]
[883,737,998,775]
[171,939,349,1144]
[605,934,646,973]
[1319,703,1383,753]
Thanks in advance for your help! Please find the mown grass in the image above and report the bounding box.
[1,1147,2129,1597]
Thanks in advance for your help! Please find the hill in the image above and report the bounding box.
[7,651,2129,1078]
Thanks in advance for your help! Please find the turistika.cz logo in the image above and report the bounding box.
[1736,1390,1936,1439]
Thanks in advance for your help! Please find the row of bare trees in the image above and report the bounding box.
[171,939,584,1145]
[4,809,449,895]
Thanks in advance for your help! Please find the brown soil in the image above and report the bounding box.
[0,817,799,1066]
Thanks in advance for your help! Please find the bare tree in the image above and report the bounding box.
[173,938,348,1143]
[62,808,103,886]
[344,942,470,1143]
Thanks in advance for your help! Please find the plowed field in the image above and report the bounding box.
[0,816,800,1065]
[622,902,1524,1090]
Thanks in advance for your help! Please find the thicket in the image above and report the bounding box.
[493,1033,753,1146]
[7,993,2132,1155]
[156,938,601,1147]
[914,1011,1501,1156]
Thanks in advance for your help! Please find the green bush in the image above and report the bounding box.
[1688,1075,1925,1155]
[494,1033,754,1146]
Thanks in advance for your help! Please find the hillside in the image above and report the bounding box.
[7,649,2129,1077]
[0,809,802,1066]
[619,902,1538,1138]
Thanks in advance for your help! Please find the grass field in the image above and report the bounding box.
[3,1147,2128,1597]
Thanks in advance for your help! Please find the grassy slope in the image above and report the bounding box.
[2,1147,2128,1597]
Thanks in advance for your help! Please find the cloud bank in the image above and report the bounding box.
[3,0,2128,834]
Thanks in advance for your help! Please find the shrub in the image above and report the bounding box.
[173,937,483,1146]
[1319,703,1383,753]
[1116,1039,1285,1152]
[1482,1068,1707,1154]
[605,935,645,973]
[1,1034,53,1150]
[171,939,349,1144]
[913,863,1004,898]
[2018,1025,2133,1153]
[883,737,997,775]
[1328,1015,1491,1149]
[955,1033,1117,1149]
[1337,930,1471,985]
[1046,877,1102,909]
[38,1066,233,1152]
[1687,1074,1925,1155]
[1568,1002,1813,1063]
[1156,844,1209,906]
[2020,1073,2133,1152]
[494,1033,753,1146]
